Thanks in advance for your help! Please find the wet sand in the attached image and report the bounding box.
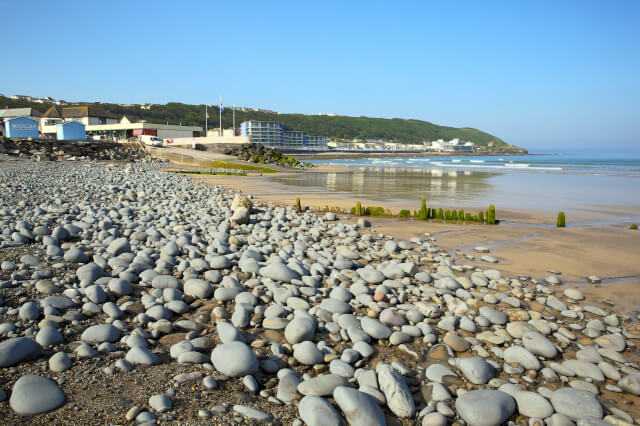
[189,171,640,224]
[370,219,640,313]
[186,170,640,315]
[160,144,640,316]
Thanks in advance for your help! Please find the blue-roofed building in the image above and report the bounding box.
[4,116,39,139]
[56,121,86,141]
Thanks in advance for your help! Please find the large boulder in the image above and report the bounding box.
[231,194,253,211]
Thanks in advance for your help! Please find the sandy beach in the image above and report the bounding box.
[186,163,640,315]
[1,145,640,425]
[160,146,640,315]
[154,141,640,316]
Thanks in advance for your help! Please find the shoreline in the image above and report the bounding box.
[181,162,640,315]
[162,149,640,315]
[187,170,640,303]
[154,147,640,223]
[292,150,527,160]
[1,156,640,425]
[188,170,640,225]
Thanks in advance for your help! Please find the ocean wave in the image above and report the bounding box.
[426,162,564,171]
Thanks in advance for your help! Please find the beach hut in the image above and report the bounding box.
[4,116,39,139]
[56,121,86,141]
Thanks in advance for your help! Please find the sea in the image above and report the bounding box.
[269,149,640,217]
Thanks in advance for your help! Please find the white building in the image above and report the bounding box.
[41,105,119,134]
[430,138,474,152]
[240,121,327,151]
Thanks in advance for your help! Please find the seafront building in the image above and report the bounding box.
[40,106,201,141]
[240,120,328,151]
[429,138,474,152]
[328,140,428,151]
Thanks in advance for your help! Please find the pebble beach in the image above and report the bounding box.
[1,146,640,426]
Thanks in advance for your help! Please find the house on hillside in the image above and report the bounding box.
[10,95,32,101]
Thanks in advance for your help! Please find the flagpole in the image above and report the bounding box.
[232,104,235,136]
[205,104,208,136]
[219,96,222,137]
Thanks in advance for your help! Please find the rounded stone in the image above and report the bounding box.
[455,357,495,385]
[618,374,640,395]
[293,341,324,365]
[63,247,89,263]
[377,363,415,418]
[504,346,541,370]
[211,341,258,377]
[550,388,603,421]
[125,346,159,365]
[284,316,316,344]
[333,386,386,426]
[149,394,172,413]
[298,374,346,396]
[151,275,180,289]
[184,279,213,299]
[422,412,448,426]
[9,375,66,416]
[479,306,507,325]
[107,237,131,255]
[361,317,392,339]
[81,324,120,343]
[259,263,301,283]
[299,395,343,426]
[233,405,273,421]
[49,352,72,372]
[455,390,516,426]
[36,327,64,347]
[443,332,470,352]
[19,302,40,321]
[216,321,242,344]
[0,337,42,367]
[513,390,554,419]
[523,332,558,359]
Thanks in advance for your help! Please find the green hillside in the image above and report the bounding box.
[0,96,524,151]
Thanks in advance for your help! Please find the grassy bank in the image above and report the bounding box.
[167,161,279,176]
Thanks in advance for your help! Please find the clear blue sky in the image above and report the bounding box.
[2,0,639,149]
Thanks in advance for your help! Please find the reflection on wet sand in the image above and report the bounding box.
[268,167,497,205]
[268,164,640,213]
